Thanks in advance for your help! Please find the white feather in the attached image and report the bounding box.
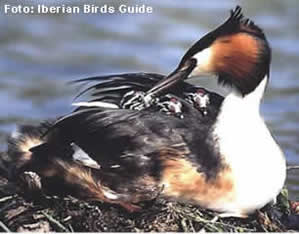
[212,77,286,214]
[72,143,101,169]
[190,47,214,77]
[102,190,119,200]
[72,101,119,109]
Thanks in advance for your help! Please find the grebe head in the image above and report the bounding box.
[148,6,271,97]
[180,6,271,96]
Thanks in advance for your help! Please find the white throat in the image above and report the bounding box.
[213,76,286,214]
[223,76,269,116]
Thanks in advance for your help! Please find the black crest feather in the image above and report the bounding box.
[227,6,265,40]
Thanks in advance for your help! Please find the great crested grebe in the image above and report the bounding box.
[5,6,286,217]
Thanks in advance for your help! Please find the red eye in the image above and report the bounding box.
[196,88,205,95]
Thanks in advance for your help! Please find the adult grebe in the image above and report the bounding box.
[6,6,285,217]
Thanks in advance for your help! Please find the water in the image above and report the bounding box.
[0,0,298,199]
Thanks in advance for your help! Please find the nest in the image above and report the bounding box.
[0,173,299,232]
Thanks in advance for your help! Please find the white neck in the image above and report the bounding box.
[212,76,286,214]
[213,77,268,136]
[223,77,268,115]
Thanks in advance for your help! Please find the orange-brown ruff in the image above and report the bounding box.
[212,33,260,81]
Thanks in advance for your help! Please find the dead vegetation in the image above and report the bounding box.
[1,173,299,232]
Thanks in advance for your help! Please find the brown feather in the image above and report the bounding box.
[30,158,156,212]
[158,148,235,209]
[212,33,260,81]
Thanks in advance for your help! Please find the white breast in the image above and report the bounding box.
[213,77,286,215]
